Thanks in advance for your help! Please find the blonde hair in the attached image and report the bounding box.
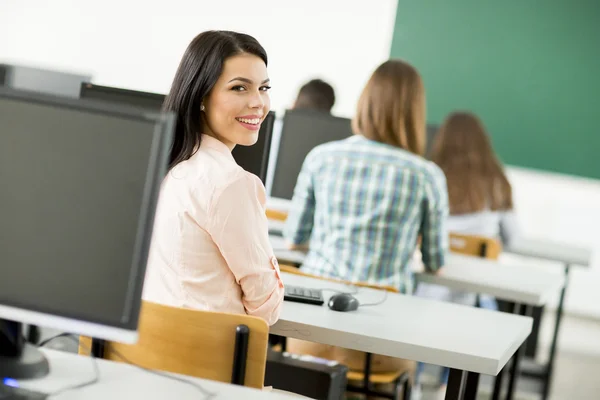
[352,59,426,155]
[431,112,513,215]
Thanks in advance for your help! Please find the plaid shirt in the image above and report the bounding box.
[284,135,448,293]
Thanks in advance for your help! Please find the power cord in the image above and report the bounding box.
[358,290,389,307]
[40,334,99,398]
[40,333,217,399]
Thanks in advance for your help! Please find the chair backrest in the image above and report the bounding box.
[449,232,502,260]
[279,264,399,293]
[266,208,288,222]
[79,301,269,388]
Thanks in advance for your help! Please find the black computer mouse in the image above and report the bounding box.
[327,293,360,312]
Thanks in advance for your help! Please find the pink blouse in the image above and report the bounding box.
[143,134,284,325]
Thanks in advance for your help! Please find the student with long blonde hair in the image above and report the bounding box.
[283,59,448,379]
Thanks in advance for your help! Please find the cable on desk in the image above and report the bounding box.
[40,333,217,399]
[358,290,389,307]
[107,346,217,399]
[40,334,100,398]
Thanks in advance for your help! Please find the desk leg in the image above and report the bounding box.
[505,304,531,400]
[542,264,570,400]
[446,368,467,400]
[463,372,480,400]
[491,366,505,400]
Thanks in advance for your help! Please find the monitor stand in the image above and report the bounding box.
[0,319,49,379]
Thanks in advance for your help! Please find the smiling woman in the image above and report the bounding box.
[163,30,272,166]
[202,53,272,149]
[142,30,284,326]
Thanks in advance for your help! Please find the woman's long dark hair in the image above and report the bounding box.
[163,31,268,169]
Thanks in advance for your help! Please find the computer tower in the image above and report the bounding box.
[265,350,348,400]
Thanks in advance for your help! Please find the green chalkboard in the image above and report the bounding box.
[391,0,600,179]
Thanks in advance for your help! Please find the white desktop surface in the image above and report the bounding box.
[266,197,292,213]
[274,273,532,376]
[267,216,592,268]
[416,253,565,306]
[506,237,592,267]
[16,349,301,399]
[270,235,564,307]
[270,235,306,265]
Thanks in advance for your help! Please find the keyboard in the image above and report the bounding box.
[284,285,325,306]
[268,229,283,237]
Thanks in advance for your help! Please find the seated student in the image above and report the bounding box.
[283,60,448,376]
[265,78,336,194]
[431,111,518,250]
[143,30,284,325]
[418,111,519,307]
[292,78,336,113]
[412,111,519,399]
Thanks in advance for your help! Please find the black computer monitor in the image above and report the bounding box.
[80,82,165,111]
[80,83,275,184]
[270,109,353,200]
[1,64,91,98]
[0,87,174,379]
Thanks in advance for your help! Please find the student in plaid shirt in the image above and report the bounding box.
[284,59,449,379]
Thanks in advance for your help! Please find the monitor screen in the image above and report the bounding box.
[270,109,353,200]
[80,83,274,183]
[0,88,173,342]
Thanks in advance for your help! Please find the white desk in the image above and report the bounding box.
[269,219,286,234]
[15,349,302,399]
[506,237,592,267]
[505,237,592,400]
[275,272,532,377]
[270,236,564,307]
[267,197,292,213]
[271,235,306,265]
[416,253,565,306]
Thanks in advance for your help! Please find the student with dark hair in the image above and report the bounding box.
[264,78,336,193]
[143,30,284,325]
[293,78,336,112]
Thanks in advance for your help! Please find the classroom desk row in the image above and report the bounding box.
[18,234,573,400]
[25,274,532,400]
[269,234,565,400]
[266,199,591,400]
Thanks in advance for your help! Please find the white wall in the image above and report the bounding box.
[0,0,398,118]
[1,0,598,319]
[505,167,600,319]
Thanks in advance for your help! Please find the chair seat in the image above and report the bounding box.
[347,370,403,384]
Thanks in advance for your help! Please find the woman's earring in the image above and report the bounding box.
[200,104,205,111]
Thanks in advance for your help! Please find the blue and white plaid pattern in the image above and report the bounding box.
[284,135,448,293]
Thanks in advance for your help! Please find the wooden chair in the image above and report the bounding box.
[266,208,288,222]
[448,232,502,309]
[278,264,411,400]
[79,301,269,389]
[449,232,502,260]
